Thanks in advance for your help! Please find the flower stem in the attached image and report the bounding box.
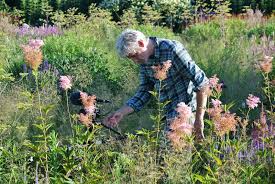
[65,90,74,137]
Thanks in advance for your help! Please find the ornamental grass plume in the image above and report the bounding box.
[168,102,193,150]
[246,94,260,109]
[59,76,72,90]
[21,39,44,70]
[152,60,172,80]
[259,55,273,73]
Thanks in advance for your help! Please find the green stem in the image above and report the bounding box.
[34,72,49,184]
[65,90,74,137]
[155,80,162,164]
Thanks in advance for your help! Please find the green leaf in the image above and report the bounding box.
[192,174,206,183]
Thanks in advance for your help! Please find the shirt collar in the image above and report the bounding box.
[150,36,160,59]
[142,37,159,66]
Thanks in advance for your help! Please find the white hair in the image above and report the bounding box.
[115,29,147,57]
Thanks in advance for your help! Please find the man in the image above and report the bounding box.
[103,29,209,140]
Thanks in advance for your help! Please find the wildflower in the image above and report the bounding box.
[168,102,193,150]
[209,74,219,88]
[246,94,260,109]
[79,113,92,127]
[28,39,44,49]
[211,99,222,108]
[207,102,223,118]
[207,74,223,95]
[59,76,72,90]
[152,60,172,80]
[175,102,192,119]
[214,112,238,137]
[80,92,97,116]
[21,45,43,70]
[80,92,96,108]
[259,55,273,73]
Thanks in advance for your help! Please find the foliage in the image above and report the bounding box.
[0,13,274,183]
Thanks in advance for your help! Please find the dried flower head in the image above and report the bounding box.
[246,94,260,109]
[59,76,72,90]
[152,60,172,80]
[259,55,273,73]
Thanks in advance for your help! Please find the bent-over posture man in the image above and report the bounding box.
[104,29,209,140]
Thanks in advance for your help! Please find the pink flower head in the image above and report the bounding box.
[209,74,219,88]
[84,106,96,116]
[59,75,72,90]
[177,123,193,136]
[163,60,172,71]
[246,94,260,109]
[211,99,222,108]
[28,39,44,49]
[175,102,192,119]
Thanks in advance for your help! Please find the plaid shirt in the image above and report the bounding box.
[126,37,209,119]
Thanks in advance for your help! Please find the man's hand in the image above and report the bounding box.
[193,118,205,142]
[103,111,124,127]
[103,105,134,128]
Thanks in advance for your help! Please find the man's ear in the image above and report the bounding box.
[137,40,145,48]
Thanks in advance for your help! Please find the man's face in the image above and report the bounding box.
[126,40,148,64]
[127,50,147,64]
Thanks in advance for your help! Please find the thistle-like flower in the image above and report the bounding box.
[246,94,260,109]
[152,60,172,80]
[59,76,72,90]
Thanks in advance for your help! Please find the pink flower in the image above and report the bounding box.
[28,39,44,49]
[177,123,193,136]
[211,99,222,108]
[59,76,72,90]
[246,94,260,109]
[84,106,96,116]
[209,74,219,88]
[175,102,192,119]
[152,60,172,80]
